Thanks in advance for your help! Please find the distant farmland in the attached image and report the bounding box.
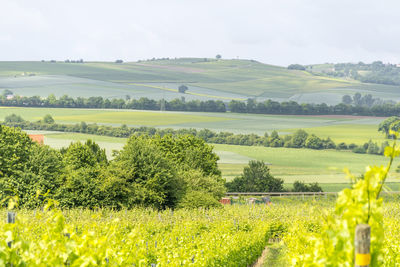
[0,107,385,140]
[2,59,400,104]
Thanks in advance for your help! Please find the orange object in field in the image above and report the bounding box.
[29,134,44,144]
[219,198,231,205]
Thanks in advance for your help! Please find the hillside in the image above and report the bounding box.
[1,59,400,104]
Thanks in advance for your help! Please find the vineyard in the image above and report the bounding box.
[0,195,398,266]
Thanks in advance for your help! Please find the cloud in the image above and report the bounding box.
[1,0,400,65]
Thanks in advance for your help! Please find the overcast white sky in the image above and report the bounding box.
[1,0,400,66]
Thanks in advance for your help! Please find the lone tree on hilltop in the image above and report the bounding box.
[178,85,188,93]
[287,64,306,70]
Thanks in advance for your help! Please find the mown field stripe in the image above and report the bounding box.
[130,83,246,101]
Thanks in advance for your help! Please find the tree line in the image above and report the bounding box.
[3,92,400,117]
[3,114,387,156]
[0,93,226,112]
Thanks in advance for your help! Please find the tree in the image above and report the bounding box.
[215,54,221,59]
[115,59,123,63]
[226,160,284,192]
[2,89,13,97]
[342,95,353,105]
[293,181,323,192]
[4,114,25,123]
[178,85,188,94]
[267,130,284,147]
[102,135,181,209]
[43,114,55,124]
[353,92,362,106]
[290,129,308,148]
[152,134,221,176]
[378,116,400,138]
[305,134,323,149]
[287,64,306,70]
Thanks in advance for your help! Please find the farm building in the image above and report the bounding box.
[28,134,44,144]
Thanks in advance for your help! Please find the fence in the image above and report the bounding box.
[226,191,400,197]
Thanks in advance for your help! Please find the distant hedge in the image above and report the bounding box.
[2,93,400,117]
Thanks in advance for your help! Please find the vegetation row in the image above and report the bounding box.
[3,91,400,117]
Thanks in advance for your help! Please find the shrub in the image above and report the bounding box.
[336,142,348,150]
[293,181,323,192]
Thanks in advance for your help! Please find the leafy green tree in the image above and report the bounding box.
[2,89,13,97]
[367,140,380,155]
[178,85,188,93]
[378,116,400,138]
[287,64,306,70]
[153,134,221,176]
[342,95,353,104]
[102,135,181,209]
[267,130,284,147]
[336,142,348,150]
[305,134,323,149]
[4,114,25,123]
[290,129,308,148]
[176,169,225,209]
[226,160,283,192]
[0,125,63,207]
[56,140,108,208]
[0,125,34,179]
[43,114,55,124]
[293,181,323,192]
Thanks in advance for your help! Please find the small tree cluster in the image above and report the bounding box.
[226,161,284,192]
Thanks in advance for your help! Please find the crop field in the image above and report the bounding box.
[213,144,400,183]
[290,123,386,145]
[0,107,385,137]
[2,60,400,104]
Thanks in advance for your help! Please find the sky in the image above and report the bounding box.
[1,0,400,66]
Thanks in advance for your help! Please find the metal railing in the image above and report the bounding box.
[226,191,400,197]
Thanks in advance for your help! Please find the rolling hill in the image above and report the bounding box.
[1,58,400,104]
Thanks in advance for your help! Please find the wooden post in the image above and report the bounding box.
[7,212,15,224]
[355,224,370,267]
[7,212,15,248]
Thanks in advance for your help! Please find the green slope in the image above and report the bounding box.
[1,59,400,103]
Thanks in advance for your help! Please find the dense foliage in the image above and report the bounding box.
[320,61,400,86]
[0,125,225,209]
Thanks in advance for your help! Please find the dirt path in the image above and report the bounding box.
[250,242,286,267]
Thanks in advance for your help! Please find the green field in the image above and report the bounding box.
[213,144,400,183]
[0,107,385,139]
[2,59,400,104]
[38,132,400,190]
